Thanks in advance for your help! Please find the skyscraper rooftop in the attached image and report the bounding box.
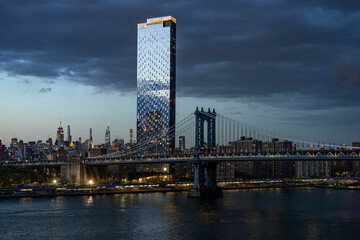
[138,16,176,28]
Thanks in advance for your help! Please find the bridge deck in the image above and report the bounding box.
[2,150,360,167]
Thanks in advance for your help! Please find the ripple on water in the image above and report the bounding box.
[0,188,359,240]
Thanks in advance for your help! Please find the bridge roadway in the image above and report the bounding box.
[1,150,360,167]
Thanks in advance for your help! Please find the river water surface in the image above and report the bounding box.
[0,188,359,240]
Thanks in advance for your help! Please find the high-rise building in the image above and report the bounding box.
[179,136,185,152]
[105,125,111,146]
[0,141,8,161]
[130,129,133,144]
[86,128,94,150]
[67,125,72,143]
[56,121,64,147]
[46,137,53,147]
[10,138,18,149]
[136,16,176,154]
[113,138,125,149]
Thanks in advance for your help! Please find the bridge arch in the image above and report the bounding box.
[70,175,76,184]
[194,107,216,156]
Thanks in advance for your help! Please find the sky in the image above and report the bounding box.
[0,0,360,146]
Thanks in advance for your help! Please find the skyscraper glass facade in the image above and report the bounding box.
[137,16,176,154]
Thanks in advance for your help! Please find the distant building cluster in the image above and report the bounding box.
[172,136,360,180]
[1,125,360,181]
[0,122,137,162]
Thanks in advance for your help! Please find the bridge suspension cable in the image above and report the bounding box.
[89,113,196,159]
[119,118,195,156]
[89,110,359,160]
[216,114,359,150]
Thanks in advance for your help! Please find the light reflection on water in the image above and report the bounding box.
[84,196,94,207]
[0,188,359,240]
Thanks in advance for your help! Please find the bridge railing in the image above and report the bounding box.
[1,149,360,167]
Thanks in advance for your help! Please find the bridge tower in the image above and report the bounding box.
[189,107,223,198]
[194,107,216,156]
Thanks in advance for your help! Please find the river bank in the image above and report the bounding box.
[312,184,360,191]
[0,188,185,199]
[2,182,359,199]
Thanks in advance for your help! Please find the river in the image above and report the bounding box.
[0,188,359,240]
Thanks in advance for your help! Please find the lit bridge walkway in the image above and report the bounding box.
[2,150,360,168]
[84,150,360,165]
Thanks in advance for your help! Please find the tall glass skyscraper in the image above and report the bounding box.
[137,16,176,154]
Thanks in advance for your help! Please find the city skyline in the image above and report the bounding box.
[1,2,360,239]
[1,1,360,146]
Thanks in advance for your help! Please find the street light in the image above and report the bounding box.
[53,180,57,184]
[88,180,94,185]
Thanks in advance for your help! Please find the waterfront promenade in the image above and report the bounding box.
[1,178,359,199]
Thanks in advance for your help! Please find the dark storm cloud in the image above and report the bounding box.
[1,0,360,110]
[39,87,52,93]
[333,53,360,87]
[276,107,360,127]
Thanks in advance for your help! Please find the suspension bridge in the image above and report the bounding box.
[84,107,360,162]
[2,107,360,197]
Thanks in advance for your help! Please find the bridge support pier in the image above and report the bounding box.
[189,162,223,198]
[189,107,222,198]
[60,158,86,185]
[85,166,107,182]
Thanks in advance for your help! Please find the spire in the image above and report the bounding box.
[59,120,62,128]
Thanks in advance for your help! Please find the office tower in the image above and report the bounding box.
[179,136,185,152]
[23,144,27,161]
[105,125,111,146]
[56,121,64,147]
[46,137,53,147]
[10,138,18,149]
[0,140,6,161]
[130,129,133,144]
[85,129,94,151]
[67,125,72,143]
[136,16,176,154]
[113,138,125,149]
[18,140,23,151]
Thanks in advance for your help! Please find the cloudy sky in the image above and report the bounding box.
[0,0,360,146]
